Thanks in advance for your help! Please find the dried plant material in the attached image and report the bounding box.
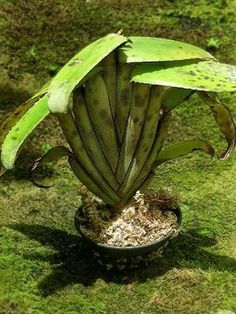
[79,189,180,247]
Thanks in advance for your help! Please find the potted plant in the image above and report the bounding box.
[1,33,236,268]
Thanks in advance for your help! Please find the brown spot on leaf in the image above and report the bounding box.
[197,85,206,89]
[146,114,152,122]
[121,88,130,106]
[99,109,108,118]
[134,93,142,105]
[72,130,78,138]
[148,131,154,139]
[189,71,196,76]
[68,59,82,66]
[105,118,113,128]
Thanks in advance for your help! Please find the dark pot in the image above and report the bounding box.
[74,206,182,269]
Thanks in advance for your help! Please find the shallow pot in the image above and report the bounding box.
[74,205,182,269]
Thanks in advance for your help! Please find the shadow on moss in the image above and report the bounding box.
[7,223,236,297]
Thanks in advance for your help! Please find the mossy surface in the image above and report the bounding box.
[0,0,236,313]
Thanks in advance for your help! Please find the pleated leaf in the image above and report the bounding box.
[73,89,119,189]
[119,37,214,63]
[58,112,121,203]
[131,60,236,92]
[1,95,49,170]
[120,112,172,205]
[68,156,117,206]
[48,33,128,113]
[156,140,215,165]
[198,92,236,159]
[84,74,119,171]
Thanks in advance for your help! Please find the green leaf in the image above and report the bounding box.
[0,80,50,150]
[47,33,128,113]
[119,37,214,63]
[0,95,42,146]
[155,140,215,165]
[198,92,236,159]
[162,87,194,111]
[131,60,236,92]
[1,95,49,170]
[30,146,72,188]
[31,146,72,170]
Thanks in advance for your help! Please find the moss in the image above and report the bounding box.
[0,0,236,313]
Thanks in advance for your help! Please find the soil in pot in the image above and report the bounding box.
[78,188,180,248]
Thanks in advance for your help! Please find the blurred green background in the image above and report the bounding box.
[0,1,236,313]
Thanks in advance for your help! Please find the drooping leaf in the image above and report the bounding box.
[30,146,73,188]
[119,37,214,63]
[162,87,194,111]
[48,33,128,113]
[1,95,49,170]
[131,60,236,92]
[0,78,50,148]
[197,92,236,159]
[155,140,215,166]
[0,94,43,147]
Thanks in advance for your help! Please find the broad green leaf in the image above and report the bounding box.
[131,60,236,92]
[1,95,49,170]
[155,140,215,165]
[162,87,194,111]
[198,92,236,159]
[48,33,128,113]
[30,146,73,188]
[119,37,214,63]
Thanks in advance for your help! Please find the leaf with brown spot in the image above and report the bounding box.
[119,37,214,63]
[48,33,128,113]
[0,93,44,146]
[84,74,119,171]
[1,95,49,170]
[131,60,236,92]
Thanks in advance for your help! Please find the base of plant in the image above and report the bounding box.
[75,189,181,269]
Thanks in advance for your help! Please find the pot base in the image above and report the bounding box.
[74,205,181,270]
[92,243,167,271]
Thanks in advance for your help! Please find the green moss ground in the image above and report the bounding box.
[0,0,236,313]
